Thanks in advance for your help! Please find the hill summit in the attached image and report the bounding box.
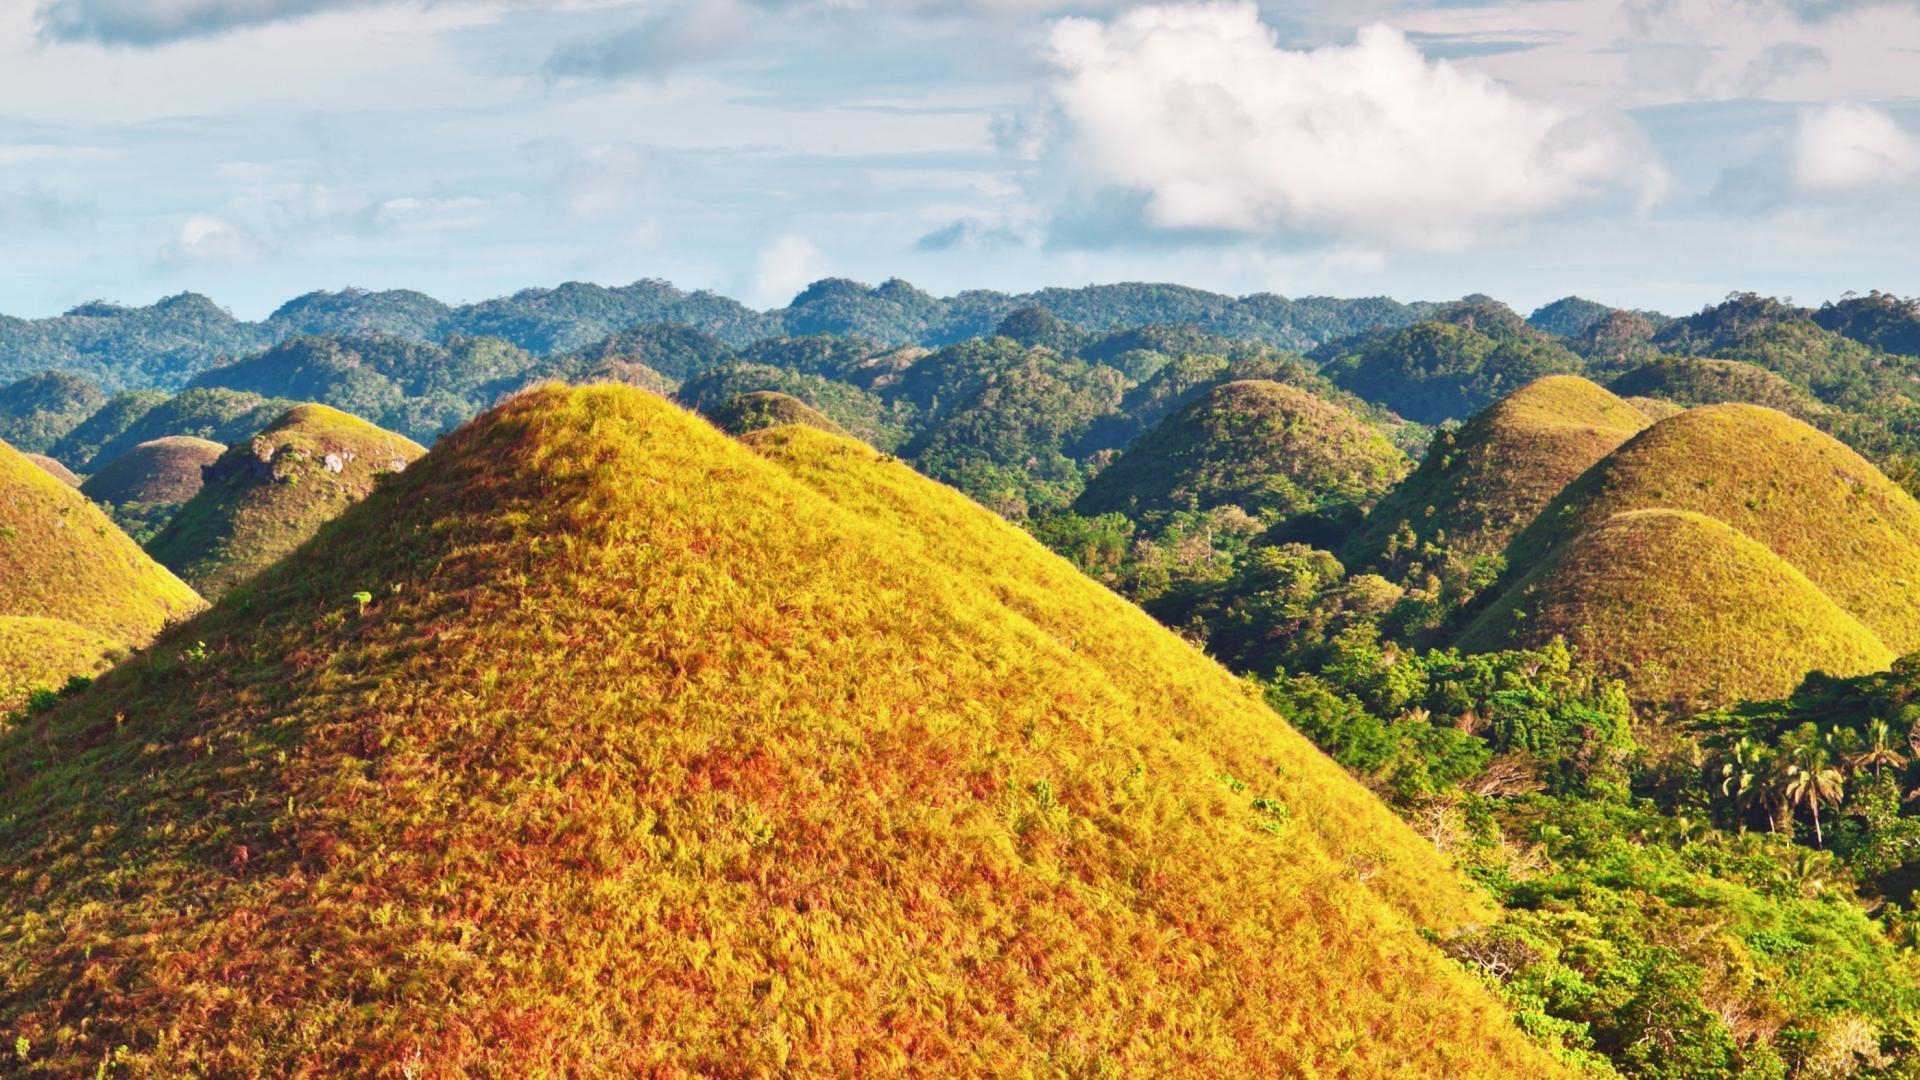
[1350,375,1651,567]
[144,404,426,598]
[0,385,1559,1076]
[1464,404,1920,705]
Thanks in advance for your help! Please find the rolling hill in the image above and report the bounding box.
[0,439,202,696]
[1074,379,1409,523]
[79,435,227,541]
[145,405,426,599]
[1456,509,1894,708]
[0,385,1563,1076]
[80,435,224,508]
[705,390,850,438]
[1498,404,1920,656]
[1349,376,1652,566]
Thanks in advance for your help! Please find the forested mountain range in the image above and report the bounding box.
[0,277,1451,391]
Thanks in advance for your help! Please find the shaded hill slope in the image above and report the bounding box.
[145,405,426,599]
[1075,379,1409,522]
[80,436,224,508]
[1457,509,1893,708]
[0,385,1561,1076]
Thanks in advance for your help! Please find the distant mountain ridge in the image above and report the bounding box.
[0,278,1448,392]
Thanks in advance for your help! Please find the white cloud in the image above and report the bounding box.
[748,234,828,307]
[1792,102,1920,192]
[161,212,266,264]
[1041,4,1664,250]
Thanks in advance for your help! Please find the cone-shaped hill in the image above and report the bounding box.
[1348,376,1652,566]
[0,439,202,652]
[80,435,225,508]
[705,390,850,439]
[23,453,79,486]
[1074,379,1410,522]
[1497,404,1920,656]
[144,405,426,599]
[1607,356,1826,420]
[0,386,1563,1076]
[1456,509,1894,708]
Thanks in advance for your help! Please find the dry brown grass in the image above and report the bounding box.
[0,386,1564,1077]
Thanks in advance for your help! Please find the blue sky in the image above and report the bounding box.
[2,0,1919,320]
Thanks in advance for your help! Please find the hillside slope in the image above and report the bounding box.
[0,385,1562,1076]
[0,616,123,708]
[0,438,202,646]
[1457,509,1894,708]
[1075,379,1409,522]
[1501,404,1920,654]
[1349,375,1651,566]
[145,405,426,598]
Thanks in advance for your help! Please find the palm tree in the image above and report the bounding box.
[1717,737,1767,833]
[1847,718,1909,778]
[1782,745,1847,848]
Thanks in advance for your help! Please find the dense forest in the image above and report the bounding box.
[9,280,1920,1076]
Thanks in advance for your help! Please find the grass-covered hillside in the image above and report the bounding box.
[79,436,224,542]
[22,453,78,486]
[1074,379,1409,524]
[1457,509,1894,708]
[705,390,850,438]
[0,439,201,695]
[1350,376,1652,570]
[0,616,123,711]
[145,405,426,599]
[1498,404,1920,657]
[0,385,1563,1076]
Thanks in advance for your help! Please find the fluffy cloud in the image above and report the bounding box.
[1041,3,1663,250]
[36,0,387,45]
[1792,102,1920,191]
[748,234,828,307]
[160,212,266,264]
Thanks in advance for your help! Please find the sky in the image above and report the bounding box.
[2,0,1919,320]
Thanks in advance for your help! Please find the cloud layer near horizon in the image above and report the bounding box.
[4,0,1920,319]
